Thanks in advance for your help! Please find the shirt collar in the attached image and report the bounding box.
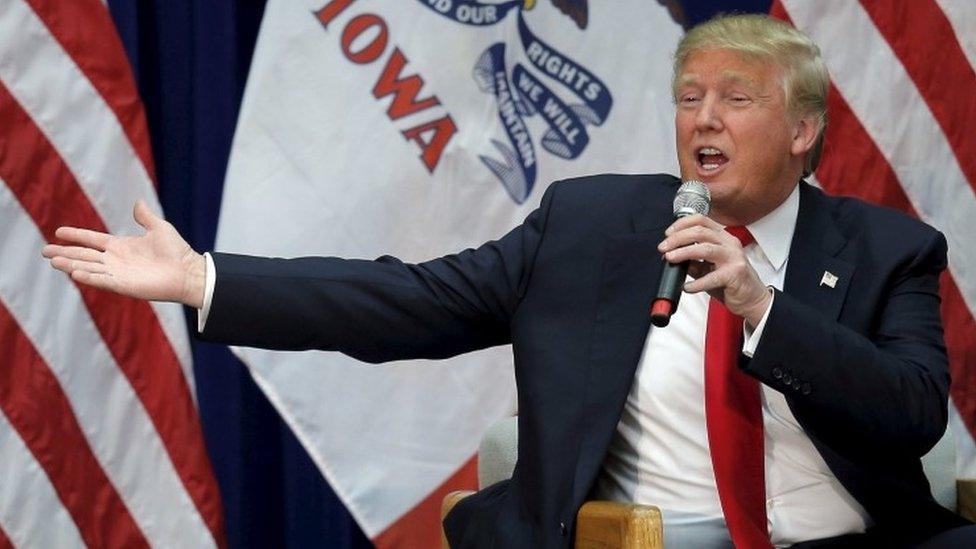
[744,183,799,272]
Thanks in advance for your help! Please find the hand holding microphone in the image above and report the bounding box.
[650,181,772,328]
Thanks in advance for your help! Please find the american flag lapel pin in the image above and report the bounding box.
[820,271,838,288]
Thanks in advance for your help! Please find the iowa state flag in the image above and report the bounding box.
[218,1,681,545]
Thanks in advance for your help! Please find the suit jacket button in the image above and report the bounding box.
[772,367,783,380]
[782,372,793,384]
[559,522,568,537]
[801,383,812,395]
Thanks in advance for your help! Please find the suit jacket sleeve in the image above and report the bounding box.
[198,183,557,364]
[746,228,950,457]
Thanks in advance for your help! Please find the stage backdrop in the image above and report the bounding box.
[0,0,972,548]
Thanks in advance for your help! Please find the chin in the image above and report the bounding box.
[701,178,732,197]
[702,184,738,216]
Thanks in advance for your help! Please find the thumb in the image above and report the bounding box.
[133,200,164,231]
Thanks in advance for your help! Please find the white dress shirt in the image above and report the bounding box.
[198,252,217,333]
[594,185,871,547]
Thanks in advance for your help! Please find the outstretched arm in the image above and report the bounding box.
[198,187,555,361]
[41,200,206,308]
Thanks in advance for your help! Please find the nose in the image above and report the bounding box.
[694,95,723,132]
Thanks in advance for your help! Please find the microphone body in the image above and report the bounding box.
[650,180,711,327]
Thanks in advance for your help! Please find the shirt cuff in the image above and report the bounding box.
[742,290,774,357]
[197,252,217,333]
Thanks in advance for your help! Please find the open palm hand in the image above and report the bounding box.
[42,201,206,307]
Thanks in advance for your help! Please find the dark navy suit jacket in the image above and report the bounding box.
[200,174,967,547]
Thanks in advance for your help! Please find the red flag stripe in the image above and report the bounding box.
[779,0,976,322]
[0,302,148,548]
[0,0,162,254]
[0,173,219,546]
[858,0,976,195]
[373,456,478,549]
[771,1,976,442]
[933,0,976,71]
[0,80,225,544]
[0,522,12,549]
[941,276,976,441]
[22,0,156,182]
[0,404,89,547]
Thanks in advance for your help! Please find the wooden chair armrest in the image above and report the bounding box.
[959,478,976,523]
[441,490,476,549]
[576,500,664,549]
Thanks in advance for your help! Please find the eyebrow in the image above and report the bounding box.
[674,74,698,89]
[720,70,761,89]
[674,71,763,90]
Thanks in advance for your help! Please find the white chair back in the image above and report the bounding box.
[922,423,957,510]
[478,416,519,489]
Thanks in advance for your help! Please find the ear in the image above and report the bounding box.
[790,114,820,157]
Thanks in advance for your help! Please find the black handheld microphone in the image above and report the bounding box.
[650,180,711,327]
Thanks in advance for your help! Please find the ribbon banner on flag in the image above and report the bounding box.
[473,43,538,202]
[421,1,613,202]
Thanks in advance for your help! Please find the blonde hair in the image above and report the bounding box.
[673,14,829,175]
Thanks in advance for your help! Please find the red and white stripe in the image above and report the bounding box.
[773,0,976,476]
[0,401,86,548]
[935,0,976,73]
[0,0,224,546]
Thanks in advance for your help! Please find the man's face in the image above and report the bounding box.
[674,48,814,225]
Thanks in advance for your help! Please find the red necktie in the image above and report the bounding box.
[705,226,772,549]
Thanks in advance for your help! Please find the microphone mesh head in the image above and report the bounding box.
[673,180,711,217]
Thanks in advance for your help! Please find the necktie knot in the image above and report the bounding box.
[725,226,755,247]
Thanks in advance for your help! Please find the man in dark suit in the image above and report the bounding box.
[43,13,972,548]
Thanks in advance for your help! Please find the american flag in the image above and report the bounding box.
[772,0,976,479]
[0,0,223,546]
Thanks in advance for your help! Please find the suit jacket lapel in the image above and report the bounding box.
[784,182,853,320]
[571,213,670,503]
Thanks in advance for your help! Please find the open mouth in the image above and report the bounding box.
[696,146,729,174]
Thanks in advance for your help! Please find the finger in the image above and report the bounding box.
[683,270,725,294]
[54,226,111,251]
[42,244,103,263]
[664,214,722,236]
[664,242,730,265]
[51,257,109,275]
[659,224,726,252]
[71,270,118,292]
[133,200,165,231]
